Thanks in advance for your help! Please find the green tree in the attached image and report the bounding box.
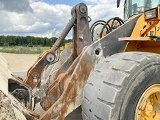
[28,42,33,47]
[3,42,9,47]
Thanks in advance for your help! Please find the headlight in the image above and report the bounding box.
[144,8,158,21]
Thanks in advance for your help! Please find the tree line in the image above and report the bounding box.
[0,35,72,47]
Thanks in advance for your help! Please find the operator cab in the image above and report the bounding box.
[124,0,160,20]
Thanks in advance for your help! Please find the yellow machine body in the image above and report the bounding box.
[124,12,160,53]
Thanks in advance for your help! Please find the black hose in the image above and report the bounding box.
[99,18,114,38]
[100,17,124,38]
[90,20,110,41]
[90,20,106,31]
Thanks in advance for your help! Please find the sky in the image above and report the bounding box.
[42,0,85,6]
[0,0,124,38]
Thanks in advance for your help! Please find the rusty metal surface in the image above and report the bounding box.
[72,3,92,58]
[25,51,51,88]
[9,93,40,119]
[50,15,75,52]
[38,13,140,120]
[39,52,93,120]
[6,3,93,120]
[37,3,93,120]
[1,3,142,120]
[24,9,76,89]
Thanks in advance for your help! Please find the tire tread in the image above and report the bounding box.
[82,52,160,120]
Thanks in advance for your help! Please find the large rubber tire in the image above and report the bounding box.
[82,52,160,120]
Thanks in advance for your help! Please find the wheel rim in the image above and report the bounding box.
[135,84,160,120]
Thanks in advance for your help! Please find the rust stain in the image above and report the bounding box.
[38,3,93,120]
[38,54,93,120]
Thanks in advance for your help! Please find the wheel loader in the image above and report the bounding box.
[1,0,160,119]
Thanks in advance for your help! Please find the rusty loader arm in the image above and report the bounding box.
[10,3,92,120]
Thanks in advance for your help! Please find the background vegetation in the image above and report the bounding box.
[0,35,72,54]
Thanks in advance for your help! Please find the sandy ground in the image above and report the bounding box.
[0,53,39,72]
[0,52,82,120]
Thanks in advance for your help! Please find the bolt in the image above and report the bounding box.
[79,35,83,41]
[79,4,87,14]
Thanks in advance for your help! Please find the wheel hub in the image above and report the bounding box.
[135,84,160,120]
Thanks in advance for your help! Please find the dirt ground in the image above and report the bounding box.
[0,52,83,120]
[0,53,39,72]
